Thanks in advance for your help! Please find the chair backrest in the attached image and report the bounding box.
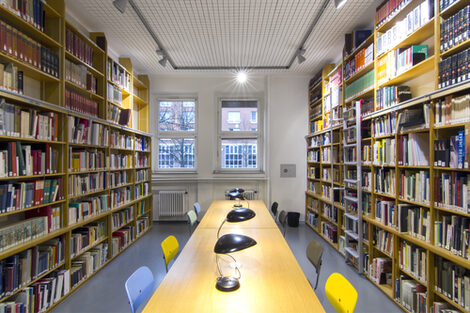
[125,266,155,313]
[306,240,323,270]
[161,235,179,272]
[325,273,358,313]
[187,210,197,226]
[271,202,278,216]
[193,202,201,216]
[278,210,287,228]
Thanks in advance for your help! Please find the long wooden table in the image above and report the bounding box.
[142,200,325,313]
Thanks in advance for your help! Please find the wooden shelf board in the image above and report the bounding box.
[344,86,374,103]
[68,142,108,149]
[110,182,133,190]
[398,128,430,135]
[378,56,435,88]
[320,215,338,225]
[107,99,125,109]
[65,51,104,78]
[133,94,148,105]
[0,172,64,181]
[397,198,430,208]
[68,210,110,230]
[0,51,60,82]
[398,267,427,287]
[0,199,66,218]
[372,245,393,258]
[42,2,61,18]
[110,146,134,152]
[367,277,394,300]
[441,38,470,59]
[434,166,470,172]
[107,79,130,94]
[434,205,470,218]
[68,169,108,175]
[68,188,107,200]
[65,81,104,101]
[373,134,396,140]
[0,134,65,144]
[343,62,374,86]
[434,121,470,130]
[374,191,396,198]
[71,236,108,260]
[434,289,468,312]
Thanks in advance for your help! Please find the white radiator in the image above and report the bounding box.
[158,191,187,217]
[244,190,257,200]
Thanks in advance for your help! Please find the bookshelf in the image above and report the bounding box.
[0,1,153,312]
[306,0,470,312]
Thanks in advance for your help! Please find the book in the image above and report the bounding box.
[438,47,470,88]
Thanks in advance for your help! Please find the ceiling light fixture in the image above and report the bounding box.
[334,0,348,9]
[236,71,248,84]
[297,49,306,64]
[113,0,128,14]
[156,50,166,56]
[159,57,168,67]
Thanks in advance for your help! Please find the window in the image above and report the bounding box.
[157,99,197,170]
[218,99,263,171]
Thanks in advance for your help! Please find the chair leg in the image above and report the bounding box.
[314,270,320,289]
[283,226,286,237]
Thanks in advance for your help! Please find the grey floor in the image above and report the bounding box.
[52,222,401,313]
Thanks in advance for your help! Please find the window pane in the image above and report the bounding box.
[221,139,257,169]
[159,100,196,131]
[158,138,195,169]
[221,100,258,132]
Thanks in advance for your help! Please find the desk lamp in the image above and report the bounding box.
[214,208,256,292]
[225,188,245,208]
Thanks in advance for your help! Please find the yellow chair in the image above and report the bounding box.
[161,235,179,273]
[325,273,358,313]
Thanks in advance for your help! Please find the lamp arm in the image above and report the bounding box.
[216,253,241,280]
[216,219,227,239]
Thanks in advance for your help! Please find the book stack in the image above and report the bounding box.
[0,20,59,78]
[376,86,411,110]
[112,207,134,231]
[0,0,46,31]
[370,257,392,285]
[375,168,396,196]
[344,70,374,100]
[65,89,98,117]
[71,243,108,286]
[434,172,469,214]
[68,172,106,197]
[65,28,94,67]
[307,150,320,163]
[399,240,427,283]
[306,211,318,228]
[110,171,129,187]
[110,130,133,149]
[372,113,397,137]
[398,204,430,242]
[373,228,394,255]
[107,82,122,105]
[70,222,106,258]
[111,186,132,209]
[0,217,48,252]
[396,276,427,313]
[0,63,23,95]
[398,133,430,166]
[435,256,470,311]
[112,226,135,256]
[399,170,430,204]
[65,59,98,93]
[25,206,61,233]
[110,153,132,170]
[434,214,470,259]
[136,215,150,236]
[373,138,396,166]
[68,194,110,225]
[435,94,470,127]
[68,117,109,146]
[344,43,374,80]
[440,5,470,53]
[135,153,149,168]
[0,100,59,140]
[321,221,337,243]
[438,47,470,89]
[69,150,106,172]
[107,58,131,92]
[323,204,337,222]
[376,198,396,227]
[377,0,434,56]
[321,147,331,163]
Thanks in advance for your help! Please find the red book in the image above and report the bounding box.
[11,142,18,176]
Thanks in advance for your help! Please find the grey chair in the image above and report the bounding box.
[271,202,278,218]
[306,240,324,289]
[278,210,287,237]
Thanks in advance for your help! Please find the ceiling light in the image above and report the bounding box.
[236,71,247,84]
[156,50,166,56]
[334,0,348,9]
[159,57,168,67]
[297,48,306,64]
[113,0,128,13]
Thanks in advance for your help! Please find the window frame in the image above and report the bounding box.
[156,97,198,172]
[216,96,264,173]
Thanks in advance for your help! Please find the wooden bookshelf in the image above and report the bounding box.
[0,1,153,311]
[306,1,470,312]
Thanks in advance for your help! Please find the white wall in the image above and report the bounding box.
[150,73,309,220]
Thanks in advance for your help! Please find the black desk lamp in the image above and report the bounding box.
[214,208,256,292]
[225,188,245,208]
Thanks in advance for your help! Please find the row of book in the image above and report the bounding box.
[0,19,59,78]
[373,138,395,166]
[68,172,106,197]
[369,257,392,285]
[0,179,63,213]
[435,94,470,127]
[372,113,397,137]
[0,63,23,95]
[136,200,148,217]
[377,45,429,86]
[321,221,337,243]
[376,0,434,57]
[438,47,470,89]
[25,206,61,233]
[135,182,149,199]
[110,130,133,150]
[440,5,470,53]
[306,211,318,229]
[68,116,109,146]
[0,216,48,252]
[373,228,393,255]
[65,59,98,94]
[399,240,427,283]
[376,198,396,227]
[435,213,470,259]
[69,150,106,173]
[375,85,412,110]
[107,82,122,105]
[65,88,99,118]
[70,242,108,290]
[397,204,430,242]
[399,170,430,204]
[434,135,468,170]
[110,171,129,188]
[107,104,130,126]
[111,226,134,256]
[112,207,133,231]
[70,222,106,258]
[344,69,374,100]
[68,195,110,226]
[434,172,469,213]
[65,27,94,68]
[135,153,149,168]
[398,133,429,166]
[344,43,374,81]
[396,275,427,313]
[323,204,337,222]
[363,192,372,216]
[107,58,131,92]
[307,150,320,163]
[435,255,470,311]
[110,153,132,170]
[136,215,150,236]
[111,186,131,209]
[439,0,459,12]
[0,0,45,32]
[362,171,372,193]
[376,0,412,28]
[0,236,63,298]
[362,144,372,164]
[135,136,150,152]
[0,100,59,141]
[375,168,396,196]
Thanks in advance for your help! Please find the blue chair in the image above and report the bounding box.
[193,202,201,218]
[125,266,155,313]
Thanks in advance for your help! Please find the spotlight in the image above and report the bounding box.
[297,48,306,64]
[113,0,128,13]
[334,0,348,9]
[156,50,166,56]
[236,71,247,84]
[159,57,168,67]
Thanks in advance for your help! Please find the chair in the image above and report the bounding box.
[278,210,287,237]
[125,266,155,313]
[306,240,323,289]
[186,210,198,234]
[161,235,179,273]
[325,273,358,313]
[193,202,201,218]
[271,202,278,218]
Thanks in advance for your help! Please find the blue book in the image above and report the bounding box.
[458,130,465,169]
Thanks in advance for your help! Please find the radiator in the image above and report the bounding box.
[244,190,257,200]
[158,191,187,217]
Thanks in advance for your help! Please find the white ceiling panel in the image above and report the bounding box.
[66,0,379,75]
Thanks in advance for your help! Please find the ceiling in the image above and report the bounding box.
[66,0,379,75]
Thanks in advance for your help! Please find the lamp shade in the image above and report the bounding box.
[214,234,257,254]
[226,208,255,223]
